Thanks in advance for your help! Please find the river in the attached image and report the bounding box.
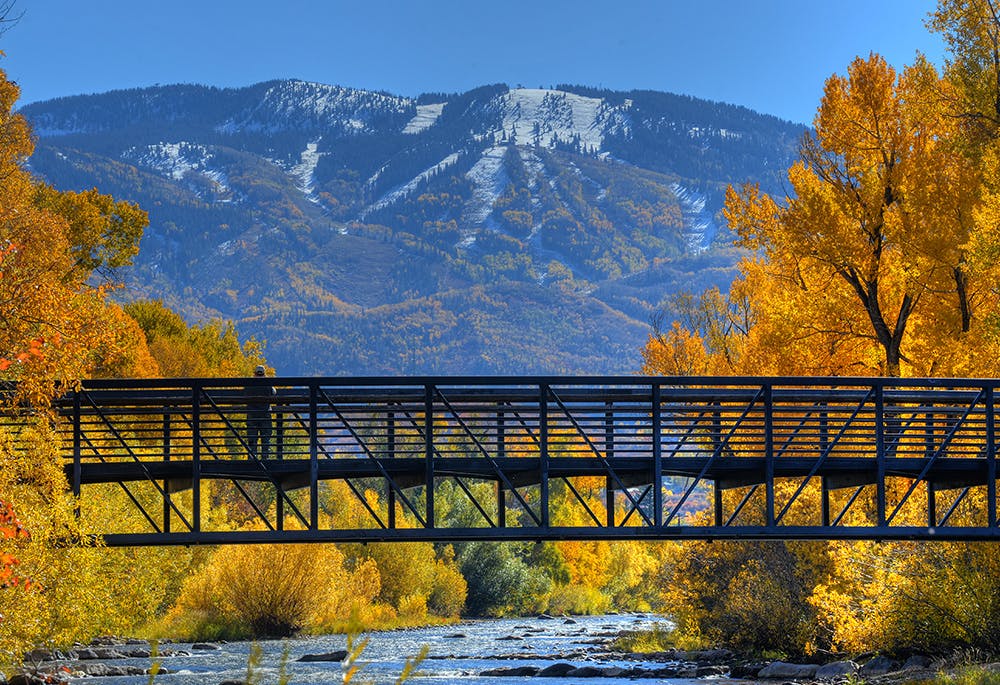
[69,614,706,685]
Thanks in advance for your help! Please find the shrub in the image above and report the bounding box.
[458,542,551,616]
[613,625,675,653]
[546,584,611,615]
[397,594,428,624]
[363,542,436,607]
[659,539,821,655]
[427,554,467,617]
[163,543,357,639]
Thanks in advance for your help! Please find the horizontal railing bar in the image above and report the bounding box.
[100,524,1000,546]
[57,374,1000,390]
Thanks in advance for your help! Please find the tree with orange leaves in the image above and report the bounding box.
[0,502,28,592]
[0,60,164,668]
[0,61,151,402]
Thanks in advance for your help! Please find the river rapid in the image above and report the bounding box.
[69,614,706,685]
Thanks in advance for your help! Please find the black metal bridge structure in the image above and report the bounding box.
[40,376,1000,545]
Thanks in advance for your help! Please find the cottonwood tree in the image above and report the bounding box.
[648,53,1000,378]
[0,66,152,400]
[642,2,1000,654]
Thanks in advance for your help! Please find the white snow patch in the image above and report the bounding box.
[518,148,546,183]
[218,80,413,134]
[464,146,509,226]
[403,103,446,134]
[132,142,203,180]
[364,162,391,189]
[487,88,634,151]
[123,142,233,200]
[670,182,716,252]
[688,126,743,141]
[494,89,605,150]
[361,152,461,218]
[216,239,238,257]
[289,139,323,201]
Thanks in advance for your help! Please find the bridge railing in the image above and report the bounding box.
[33,375,1000,544]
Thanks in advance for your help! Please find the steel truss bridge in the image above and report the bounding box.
[35,376,1000,545]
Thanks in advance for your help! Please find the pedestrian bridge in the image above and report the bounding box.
[40,376,1000,545]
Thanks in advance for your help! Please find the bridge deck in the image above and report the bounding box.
[30,375,1000,544]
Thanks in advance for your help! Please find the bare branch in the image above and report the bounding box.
[0,1,21,39]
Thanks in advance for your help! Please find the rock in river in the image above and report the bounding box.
[481,666,540,677]
[860,656,899,677]
[816,661,858,680]
[757,661,820,679]
[537,663,576,677]
[297,650,348,662]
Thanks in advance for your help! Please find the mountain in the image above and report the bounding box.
[21,80,806,376]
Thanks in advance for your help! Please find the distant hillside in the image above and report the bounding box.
[21,80,805,375]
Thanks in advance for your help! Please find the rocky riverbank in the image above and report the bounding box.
[476,648,947,682]
[468,627,976,685]
[10,636,224,683]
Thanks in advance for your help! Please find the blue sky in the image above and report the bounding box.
[1,0,944,125]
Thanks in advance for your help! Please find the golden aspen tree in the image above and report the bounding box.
[643,23,1000,653]
[930,0,1000,141]
[722,54,991,378]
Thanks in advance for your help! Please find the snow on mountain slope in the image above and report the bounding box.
[517,147,548,197]
[671,182,716,251]
[403,103,446,134]
[362,152,462,218]
[123,142,233,200]
[124,142,209,180]
[218,80,413,133]
[290,139,323,200]
[464,146,509,229]
[20,78,809,378]
[496,89,604,149]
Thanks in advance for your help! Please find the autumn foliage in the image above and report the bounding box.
[643,0,1000,655]
[0,502,28,592]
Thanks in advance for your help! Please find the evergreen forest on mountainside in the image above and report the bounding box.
[22,81,803,375]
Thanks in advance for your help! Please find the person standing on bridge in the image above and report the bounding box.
[245,365,276,458]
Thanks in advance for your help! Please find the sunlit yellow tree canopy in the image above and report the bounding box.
[641,0,1000,656]
[648,47,1000,378]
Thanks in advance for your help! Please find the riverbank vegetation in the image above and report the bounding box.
[642,0,1000,659]
[929,666,1000,685]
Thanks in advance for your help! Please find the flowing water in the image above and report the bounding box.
[68,614,706,685]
